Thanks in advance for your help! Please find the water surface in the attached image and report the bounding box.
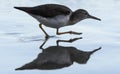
[0,0,120,74]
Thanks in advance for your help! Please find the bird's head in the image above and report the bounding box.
[75,9,101,21]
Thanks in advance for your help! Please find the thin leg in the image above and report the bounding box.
[56,28,82,35]
[57,37,82,46]
[39,38,49,50]
[39,23,49,38]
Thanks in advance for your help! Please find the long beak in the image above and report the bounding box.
[88,15,101,21]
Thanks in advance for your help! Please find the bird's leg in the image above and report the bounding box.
[56,28,82,35]
[57,37,82,46]
[39,37,49,51]
[39,23,50,38]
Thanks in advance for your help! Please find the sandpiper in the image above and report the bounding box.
[14,4,101,38]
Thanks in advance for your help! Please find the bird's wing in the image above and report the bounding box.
[27,4,72,18]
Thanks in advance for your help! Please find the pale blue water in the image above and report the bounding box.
[0,0,120,74]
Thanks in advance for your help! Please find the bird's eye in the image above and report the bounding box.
[81,11,88,15]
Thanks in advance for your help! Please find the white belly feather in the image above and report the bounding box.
[30,14,70,28]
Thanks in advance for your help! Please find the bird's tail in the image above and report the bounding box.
[14,7,30,12]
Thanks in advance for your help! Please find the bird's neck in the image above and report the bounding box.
[68,12,84,25]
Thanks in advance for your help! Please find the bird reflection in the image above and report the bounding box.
[15,37,101,70]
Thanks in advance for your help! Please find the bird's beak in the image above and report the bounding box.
[88,15,101,21]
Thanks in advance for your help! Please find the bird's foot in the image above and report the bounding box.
[69,31,82,35]
[68,37,83,42]
[45,35,56,39]
[45,35,50,39]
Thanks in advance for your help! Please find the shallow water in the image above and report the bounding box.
[0,0,120,74]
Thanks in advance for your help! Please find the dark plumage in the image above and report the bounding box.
[14,4,71,18]
[14,4,101,38]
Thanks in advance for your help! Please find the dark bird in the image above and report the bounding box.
[15,38,101,70]
[14,4,101,38]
